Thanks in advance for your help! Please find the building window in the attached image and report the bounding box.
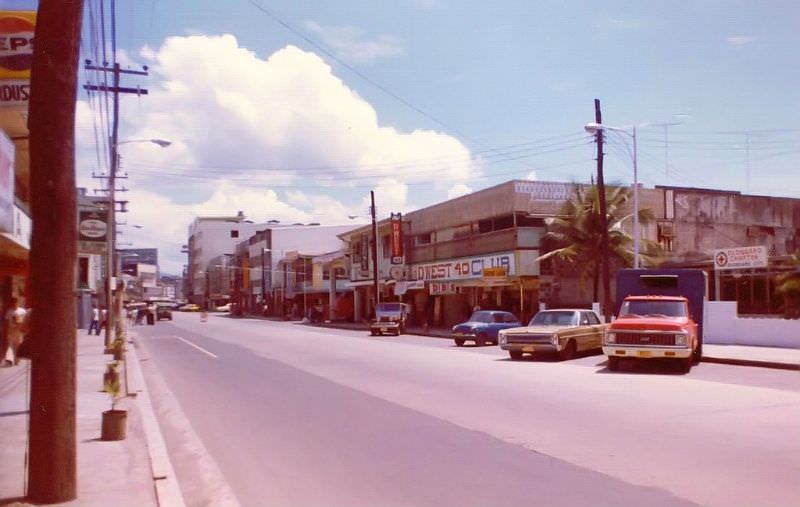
[382,234,391,257]
[230,230,239,238]
[416,232,432,245]
[78,257,89,288]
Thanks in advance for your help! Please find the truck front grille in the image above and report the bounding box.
[615,332,676,346]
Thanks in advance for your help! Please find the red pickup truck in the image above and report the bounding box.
[604,295,699,372]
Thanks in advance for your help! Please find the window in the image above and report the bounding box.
[416,232,432,245]
[78,257,89,288]
[230,230,239,238]
[382,234,391,257]
[582,312,601,325]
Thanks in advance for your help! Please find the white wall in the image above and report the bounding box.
[704,301,800,348]
[269,226,352,288]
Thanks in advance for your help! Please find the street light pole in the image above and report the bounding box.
[370,190,380,312]
[584,121,640,269]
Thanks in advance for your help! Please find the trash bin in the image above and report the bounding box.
[147,311,155,325]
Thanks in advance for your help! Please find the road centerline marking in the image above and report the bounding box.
[174,336,218,358]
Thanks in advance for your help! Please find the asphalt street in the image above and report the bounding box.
[135,313,800,507]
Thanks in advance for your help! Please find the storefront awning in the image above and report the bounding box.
[394,280,425,296]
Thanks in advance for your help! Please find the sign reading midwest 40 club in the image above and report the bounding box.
[78,209,108,255]
[713,245,767,270]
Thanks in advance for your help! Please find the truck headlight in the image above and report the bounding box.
[551,333,559,346]
[499,332,507,345]
[674,333,688,346]
[606,332,616,344]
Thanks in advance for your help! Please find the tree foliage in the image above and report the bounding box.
[537,183,661,300]
[775,253,800,318]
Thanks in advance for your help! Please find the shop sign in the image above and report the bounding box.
[0,130,13,233]
[482,266,508,283]
[0,11,36,107]
[411,252,515,281]
[714,245,767,270]
[78,209,108,255]
[390,212,403,264]
[514,181,572,201]
[360,233,369,272]
[429,281,461,295]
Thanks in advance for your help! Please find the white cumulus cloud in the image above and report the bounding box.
[75,34,479,273]
[303,21,405,64]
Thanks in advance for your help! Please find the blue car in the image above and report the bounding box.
[451,310,522,346]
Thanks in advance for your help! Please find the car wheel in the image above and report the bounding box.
[559,339,577,361]
[509,350,523,360]
[607,356,620,371]
[454,338,465,347]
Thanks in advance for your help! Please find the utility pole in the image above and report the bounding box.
[594,99,611,322]
[84,15,148,348]
[370,191,380,312]
[27,0,84,502]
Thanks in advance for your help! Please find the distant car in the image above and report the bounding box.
[178,303,200,312]
[215,303,231,312]
[499,309,605,361]
[156,303,173,321]
[451,310,522,346]
[370,302,410,336]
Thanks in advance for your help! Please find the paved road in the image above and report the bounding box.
[135,313,800,507]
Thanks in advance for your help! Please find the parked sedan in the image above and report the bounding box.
[451,310,522,346]
[499,309,605,360]
[155,303,173,321]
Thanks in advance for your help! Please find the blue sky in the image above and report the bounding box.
[11,1,800,272]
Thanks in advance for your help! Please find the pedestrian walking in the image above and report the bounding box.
[2,297,28,366]
[88,305,101,335]
[99,306,108,333]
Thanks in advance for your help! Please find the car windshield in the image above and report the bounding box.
[620,300,687,317]
[376,303,402,312]
[468,311,498,323]
[529,311,578,326]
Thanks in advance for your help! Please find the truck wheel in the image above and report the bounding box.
[679,356,692,373]
[559,340,577,361]
[454,338,465,347]
[509,350,523,360]
[607,356,620,371]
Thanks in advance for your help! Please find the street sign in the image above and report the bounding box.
[713,245,767,270]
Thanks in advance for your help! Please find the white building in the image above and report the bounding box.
[186,212,272,304]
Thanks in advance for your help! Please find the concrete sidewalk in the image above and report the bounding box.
[0,333,183,506]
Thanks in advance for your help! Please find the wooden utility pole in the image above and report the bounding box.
[594,99,612,322]
[27,0,84,503]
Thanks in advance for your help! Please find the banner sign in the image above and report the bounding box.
[714,245,768,270]
[390,212,403,264]
[411,252,515,281]
[0,11,36,107]
[514,181,572,201]
[0,129,13,233]
[360,233,369,272]
[78,209,108,255]
[429,281,461,295]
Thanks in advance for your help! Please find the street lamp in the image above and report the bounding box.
[584,122,640,269]
[104,137,171,346]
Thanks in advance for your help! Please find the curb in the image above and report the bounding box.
[126,335,187,507]
[700,356,800,371]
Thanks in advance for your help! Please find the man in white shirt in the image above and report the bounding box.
[88,305,101,335]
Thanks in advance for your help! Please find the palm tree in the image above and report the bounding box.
[537,182,660,302]
[776,253,800,318]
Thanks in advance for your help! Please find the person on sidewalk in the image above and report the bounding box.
[99,306,108,333]
[2,297,28,366]
[88,305,101,335]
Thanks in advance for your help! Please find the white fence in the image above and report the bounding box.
[704,301,800,348]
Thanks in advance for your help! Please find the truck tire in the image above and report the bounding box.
[607,356,620,371]
[509,350,523,360]
[454,338,465,347]
[679,356,692,373]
